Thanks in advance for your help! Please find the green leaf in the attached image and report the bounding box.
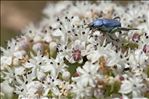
[67,93,74,99]
[64,56,87,76]
[104,81,120,97]
[122,41,138,50]
[146,66,149,78]
[47,90,53,98]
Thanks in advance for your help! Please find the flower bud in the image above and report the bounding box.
[62,71,70,80]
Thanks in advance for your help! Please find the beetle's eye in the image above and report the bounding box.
[89,23,94,27]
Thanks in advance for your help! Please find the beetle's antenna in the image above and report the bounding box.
[119,27,138,31]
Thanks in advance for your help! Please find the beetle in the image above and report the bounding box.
[88,17,138,41]
[88,17,138,34]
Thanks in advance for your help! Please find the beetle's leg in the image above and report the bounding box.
[109,27,138,34]
[107,27,121,41]
[108,33,116,41]
[109,27,121,34]
[118,27,138,31]
[108,32,120,41]
[113,17,121,21]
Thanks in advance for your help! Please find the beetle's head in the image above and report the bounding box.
[87,19,103,29]
[87,22,94,29]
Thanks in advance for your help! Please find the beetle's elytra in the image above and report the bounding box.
[88,17,138,33]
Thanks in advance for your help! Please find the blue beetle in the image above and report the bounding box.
[88,17,138,34]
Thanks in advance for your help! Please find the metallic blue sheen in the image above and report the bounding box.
[92,19,103,27]
[91,18,121,28]
[89,18,138,34]
[102,19,121,28]
[89,18,138,39]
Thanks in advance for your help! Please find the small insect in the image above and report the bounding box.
[88,17,138,34]
[98,56,111,75]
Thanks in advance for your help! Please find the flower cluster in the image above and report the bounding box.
[1,1,149,99]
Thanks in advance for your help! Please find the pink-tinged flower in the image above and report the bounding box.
[132,33,140,42]
[119,76,125,81]
[72,49,81,61]
[143,44,149,53]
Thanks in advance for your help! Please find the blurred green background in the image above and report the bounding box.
[1,1,50,47]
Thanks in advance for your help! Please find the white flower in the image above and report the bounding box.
[71,83,93,99]
[106,50,128,69]
[1,56,13,68]
[87,41,113,63]
[0,80,14,99]
[128,49,148,68]
[72,62,102,87]
[15,36,31,51]
[48,55,68,77]
[119,79,133,94]
[1,40,27,67]
[14,73,35,98]
[2,66,25,84]
[58,81,73,96]
[43,75,61,96]
[17,81,44,99]
[0,39,17,66]
[23,55,51,80]
[13,50,26,59]
[119,76,145,97]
